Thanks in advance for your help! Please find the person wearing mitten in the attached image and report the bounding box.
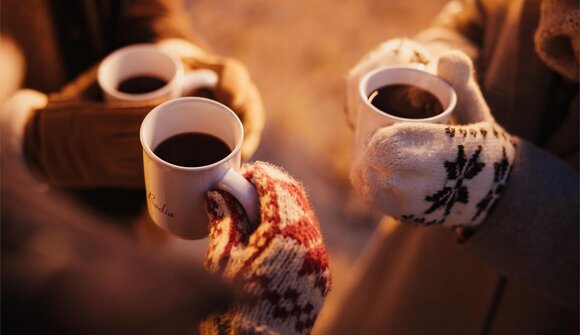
[1,0,264,189]
[352,51,516,231]
[1,1,265,333]
[2,37,241,334]
[320,1,579,334]
[201,162,332,335]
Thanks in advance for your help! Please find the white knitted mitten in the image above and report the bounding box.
[346,38,433,126]
[350,51,516,229]
[201,162,331,335]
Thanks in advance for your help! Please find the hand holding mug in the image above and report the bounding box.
[201,162,331,334]
[23,64,161,188]
[99,43,266,161]
[350,51,516,230]
[23,43,262,188]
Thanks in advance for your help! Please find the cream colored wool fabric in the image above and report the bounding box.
[350,52,516,228]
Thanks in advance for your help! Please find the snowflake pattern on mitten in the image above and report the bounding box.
[201,162,331,335]
[398,124,516,228]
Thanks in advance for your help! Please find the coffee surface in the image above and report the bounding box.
[118,75,168,94]
[154,132,231,167]
[369,84,444,119]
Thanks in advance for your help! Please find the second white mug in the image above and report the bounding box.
[98,44,218,102]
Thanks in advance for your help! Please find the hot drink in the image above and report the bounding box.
[153,132,231,167]
[118,75,168,94]
[368,84,444,119]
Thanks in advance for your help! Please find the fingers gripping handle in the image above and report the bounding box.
[217,168,260,227]
[182,69,219,96]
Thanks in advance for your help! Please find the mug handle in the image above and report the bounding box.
[216,168,260,227]
[181,69,219,96]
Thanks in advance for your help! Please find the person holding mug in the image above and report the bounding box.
[1,0,265,189]
[1,1,331,334]
[137,97,331,332]
[320,0,578,334]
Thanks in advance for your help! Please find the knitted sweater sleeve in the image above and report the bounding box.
[466,137,579,312]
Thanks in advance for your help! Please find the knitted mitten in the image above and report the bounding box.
[346,38,433,126]
[201,162,331,335]
[350,51,517,229]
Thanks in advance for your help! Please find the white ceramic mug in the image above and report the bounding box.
[352,66,457,160]
[98,44,218,102]
[140,97,260,239]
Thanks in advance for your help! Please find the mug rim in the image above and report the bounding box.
[98,43,183,101]
[140,97,244,172]
[358,66,457,123]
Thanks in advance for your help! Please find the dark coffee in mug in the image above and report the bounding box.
[118,75,168,94]
[368,84,444,119]
[153,132,231,167]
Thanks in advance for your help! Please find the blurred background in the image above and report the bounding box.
[181,0,449,328]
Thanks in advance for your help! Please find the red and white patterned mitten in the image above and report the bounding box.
[201,162,331,335]
[350,51,517,230]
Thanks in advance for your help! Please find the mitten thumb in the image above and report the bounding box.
[204,190,252,274]
[437,51,495,124]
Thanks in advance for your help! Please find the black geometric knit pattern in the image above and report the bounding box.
[402,144,485,226]
[425,144,485,214]
[401,125,515,228]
